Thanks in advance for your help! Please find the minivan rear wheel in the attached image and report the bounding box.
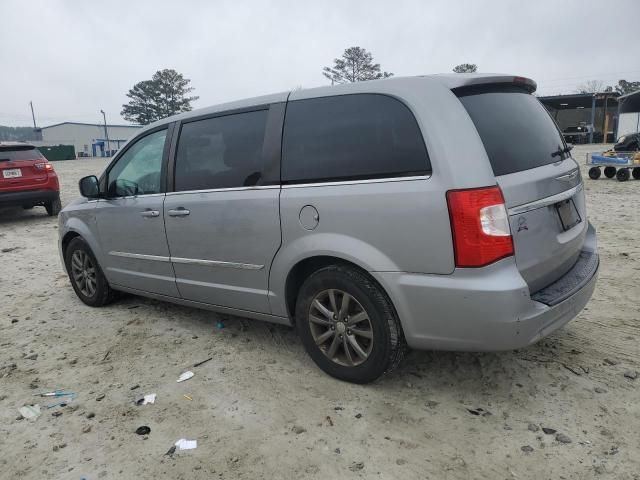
[295,265,404,383]
[65,237,116,307]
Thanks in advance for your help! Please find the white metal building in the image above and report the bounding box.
[40,122,141,157]
[617,90,640,137]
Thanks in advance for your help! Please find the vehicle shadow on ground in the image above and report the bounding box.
[0,206,53,226]
[107,292,552,396]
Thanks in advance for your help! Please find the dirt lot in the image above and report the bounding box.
[0,145,638,480]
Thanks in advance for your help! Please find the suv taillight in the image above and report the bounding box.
[34,162,53,171]
[446,186,514,268]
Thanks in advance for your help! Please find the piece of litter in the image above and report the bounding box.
[19,405,41,420]
[183,394,192,401]
[193,357,212,368]
[175,438,197,450]
[164,445,176,456]
[135,426,151,435]
[137,394,156,405]
[177,371,194,383]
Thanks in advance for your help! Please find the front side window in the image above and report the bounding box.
[107,129,167,197]
[282,94,431,183]
[174,109,268,192]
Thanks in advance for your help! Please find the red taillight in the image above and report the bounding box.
[446,186,514,268]
[34,162,54,171]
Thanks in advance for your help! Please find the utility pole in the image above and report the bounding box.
[100,109,110,156]
[29,101,37,129]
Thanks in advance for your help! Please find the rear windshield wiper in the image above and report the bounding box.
[551,145,573,158]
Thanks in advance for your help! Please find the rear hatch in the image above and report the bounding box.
[456,85,587,293]
[0,144,49,192]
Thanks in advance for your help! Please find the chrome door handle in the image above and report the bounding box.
[140,209,160,218]
[168,208,190,217]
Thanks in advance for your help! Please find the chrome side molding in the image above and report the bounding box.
[108,251,263,270]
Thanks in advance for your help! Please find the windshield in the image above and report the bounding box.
[0,146,45,162]
[456,86,568,176]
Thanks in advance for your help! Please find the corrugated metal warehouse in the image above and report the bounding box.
[40,122,141,157]
[539,92,619,143]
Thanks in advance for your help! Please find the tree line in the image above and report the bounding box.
[8,48,635,128]
[120,50,480,125]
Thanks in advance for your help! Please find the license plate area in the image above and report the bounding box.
[2,168,22,178]
[555,198,581,231]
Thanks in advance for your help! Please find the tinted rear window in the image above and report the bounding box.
[282,94,430,183]
[0,146,45,161]
[456,87,567,176]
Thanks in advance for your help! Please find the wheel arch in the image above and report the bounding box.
[59,217,104,273]
[282,255,399,327]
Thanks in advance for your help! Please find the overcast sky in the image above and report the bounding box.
[1,0,639,127]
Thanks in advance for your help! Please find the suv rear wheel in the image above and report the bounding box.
[45,196,62,216]
[64,237,116,307]
[295,265,404,383]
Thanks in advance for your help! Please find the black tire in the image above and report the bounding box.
[633,168,640,180]
[295,265,405,384]
[64,237,116,307]
[588,167,601,180]
[617,168,630,182]
[45,196,62,216]
[604,166,617,178]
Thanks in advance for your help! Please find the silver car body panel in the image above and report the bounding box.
[59,73,598,351]
[163,187,281,313]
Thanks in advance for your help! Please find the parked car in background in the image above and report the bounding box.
[614,132,640,152]
[0,142,61,216]
[59,74,598,383]
[563,125,593,144]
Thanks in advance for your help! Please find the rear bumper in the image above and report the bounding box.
[373,222,598,351]
[0,189,59,207]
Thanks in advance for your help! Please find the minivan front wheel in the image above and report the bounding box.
[295,265,404,383]
[65,237,116,307]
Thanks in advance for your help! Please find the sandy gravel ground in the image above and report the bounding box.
[0,145,638,480]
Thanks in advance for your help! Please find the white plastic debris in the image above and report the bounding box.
[142,393,156,405]
[19,404,41,420]
[177,371,194,383]
[175,438,197,450]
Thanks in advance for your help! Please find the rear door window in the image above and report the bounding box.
[282,94,430,183]
[456,86,568,176]
[0,146,45,161]
[174,109,268,191]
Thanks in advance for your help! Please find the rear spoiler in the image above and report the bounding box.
[432,74,537,94]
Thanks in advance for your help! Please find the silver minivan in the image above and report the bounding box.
[59,74,599,383]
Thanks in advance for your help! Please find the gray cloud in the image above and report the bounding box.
[1,0,638,126]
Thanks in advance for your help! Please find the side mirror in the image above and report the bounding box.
[79,175,100,199]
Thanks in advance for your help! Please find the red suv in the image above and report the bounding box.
[0,142,61,216]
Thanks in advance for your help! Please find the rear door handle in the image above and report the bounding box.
[168,207,190,217]
[140,209,160,218]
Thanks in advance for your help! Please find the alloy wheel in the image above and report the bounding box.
[71,250,97,297]
[308,289,374,367]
